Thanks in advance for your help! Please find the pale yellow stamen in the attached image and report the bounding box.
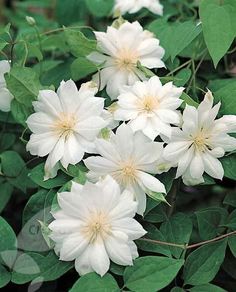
[138,95,159,113]
[53,113,77,138]
[115,48,138,71]
[192,131,210,152]
[113,161,137,185]
[82,211,111,243]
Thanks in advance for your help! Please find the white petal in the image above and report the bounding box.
[112,218,146,240]
[105,231,133,266]
[137,171,166,194]
[0,88,13,112]
[75,247,93,276]
[189,151,204,179]
[202,151,224,180]
[89,239,110,276]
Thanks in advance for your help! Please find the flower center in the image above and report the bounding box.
[82,211,111,243]
[113,161,137,186]
[54,113,77,138]
[140,95,159,113]
[192,131,208,152]
[115,48,138,71]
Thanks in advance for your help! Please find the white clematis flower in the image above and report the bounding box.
[163,90,236,185]
[0,60,13,112]
[26,80,107,179]
[114,76,184,140]
[88,21,165,100]
[114,0,163,16]
[49,175,146,277]
[84,123,166,215]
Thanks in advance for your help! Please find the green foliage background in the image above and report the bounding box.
[0,0,236,291]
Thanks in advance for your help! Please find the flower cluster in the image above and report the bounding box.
[2,19,236,278]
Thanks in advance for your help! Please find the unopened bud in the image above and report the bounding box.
[26,16,36,26]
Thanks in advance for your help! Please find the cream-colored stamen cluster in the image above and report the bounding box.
[82,211,111,243]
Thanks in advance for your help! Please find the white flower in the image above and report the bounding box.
[49,175,146,276]
[87,21,165,100]
[163,90,236,185]
[0,60,13,112]
[26,80,107,179]
[114,76,184,140]
[84,123,166,215]
[114,0,163,15]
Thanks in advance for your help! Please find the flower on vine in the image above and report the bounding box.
[87,21,165,100]
[163,90,236,185]
[114,0,163,16]
[84,123,166,215]
[114,76,184,140]
[49,175,146,276]
[0,60,13,112]
[26,80,107,179]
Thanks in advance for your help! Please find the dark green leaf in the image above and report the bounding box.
[29,163,69,189]
[160,213,192,258]
[183,239,227,285]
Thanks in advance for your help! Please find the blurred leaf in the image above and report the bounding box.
[85,0,114,17]
[0,182,13,214]
[0,216,17,253]
[0,264,11,288]
[189,284,226,292]
[0,151,32,192]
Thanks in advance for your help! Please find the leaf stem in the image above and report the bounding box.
[139,230,236,250]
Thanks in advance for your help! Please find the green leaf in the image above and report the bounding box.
[5,67,41,107]
[0,216,17,253]
[180,92,198,109]
[70,272,119,292]
[85,0,114,17]
[174,68,192,87]
[228,235,236,257]
[0,182,13,214]
[65,29,97,58]
[0,264,11,288]
[144,204,167,223]
[12,251,73,284]
[29,163,69,189]
[160,213,192,258]
[223,191,236,207]
[183,239,227,285]
[148,19,201,61]
[189,284,226,292]
[214,83,236,115]
[124,256,184,292]
[11,99,33,126]
[199,0,235,67]
[137,223,171,257]
[225,209,236,230]
[0,151,32,192]
[71,57,97,81]
[195,207,228,240]
[221,154,236,179]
